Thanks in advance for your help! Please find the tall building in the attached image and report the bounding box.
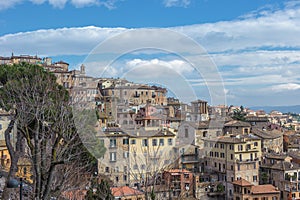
[203,134,262,200]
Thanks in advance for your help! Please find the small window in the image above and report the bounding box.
[152,139,157,146]
[131,139,136,144]
[142,139,148,147]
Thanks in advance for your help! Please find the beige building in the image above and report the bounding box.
[203,134,262,199]
[252,128,283,154]
[128,129,176,187]
[261,161,300,200]
[97,127,130,187]
[224,120,251,135]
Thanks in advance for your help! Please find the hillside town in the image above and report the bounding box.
[1,54,300,200]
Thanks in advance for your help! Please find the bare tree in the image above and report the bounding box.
[0,63,101,199]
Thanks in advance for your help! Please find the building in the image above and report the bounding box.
[260,161,300,200]
[223,120,251,135]
[189,100,209,122]
[252,128,283,154]
[111,186,145,200]
[0,110,17,170]
[97,127,130,187]
[233,178,280,200]
[163,169,194,199]
[203,134,262,199]
[174,144,200,173]
[128,129,176,187]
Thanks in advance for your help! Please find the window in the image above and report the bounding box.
[238,145,243,151]
[124,175,127,181]
[141,164,146,170]
[123,138,129,145]
[131,139,136,144]
[116,176,119,182]
[124,151,129,158]
[142,139,148,147]
[152,139,157,146]
[253,175,257,182]
[159,139,164,146]
[105,167,109,173]
[254,142,258,146]
[229,145,233,150]
[133,164,138,170]
[221,153,225,158]
[110,152,116,162]
[168,138,173,146]
[110,139,117,148]
[231,165,233,170]
[239,154,242,161]
[220,143,225,149]
[185,128,189,138]
[231,154,234,160]
[203,131,207,137]
[238,164,240,171]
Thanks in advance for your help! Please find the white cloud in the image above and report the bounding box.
[125,58,194,75]
[48,0,68,8]
[0,0,23,10]
[163,0,190,8]
[271,83,300,92]
[0,0,118,10]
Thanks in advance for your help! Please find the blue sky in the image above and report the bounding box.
[1,0,300,107]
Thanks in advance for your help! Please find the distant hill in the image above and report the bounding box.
[250,105,300,114]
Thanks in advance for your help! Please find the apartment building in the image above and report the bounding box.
[163,169,194,199]
[128,129,176,187]
[203,134,262,199]
[261,161,300,200]
[97,127,130,187]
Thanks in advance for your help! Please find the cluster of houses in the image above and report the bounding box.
[1,54,300,200]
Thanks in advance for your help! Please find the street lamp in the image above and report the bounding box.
[7,178,23,200]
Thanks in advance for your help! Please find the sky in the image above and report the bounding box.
[0,0,300,107]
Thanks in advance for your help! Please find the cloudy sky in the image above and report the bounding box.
[0,0,300,107]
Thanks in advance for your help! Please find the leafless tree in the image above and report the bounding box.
[0,63,100,199]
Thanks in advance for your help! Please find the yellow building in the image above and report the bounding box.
[97,127,130,187]
[128,129,176,187]
[16,157,33,184]
[204,134,262,199]
[0,110,17,171]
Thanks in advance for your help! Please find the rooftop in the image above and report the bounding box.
[232,178,252,186]
[111,186,144,197]
[251,184,280,194]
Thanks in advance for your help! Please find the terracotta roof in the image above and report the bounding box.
[165,169,192,173]
[251,184,280,194]
[232,179,253,186]
[111,186,144,197]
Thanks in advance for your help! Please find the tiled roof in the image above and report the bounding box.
[262,161,300,171]
[251,184,280,194]
[232,179,253,186]
[165,169,192,173]
[252,128,283,139]
[111,186,144,197]
[224,120,251,127]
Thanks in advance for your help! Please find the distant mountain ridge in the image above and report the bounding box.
[250,105,300,114]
